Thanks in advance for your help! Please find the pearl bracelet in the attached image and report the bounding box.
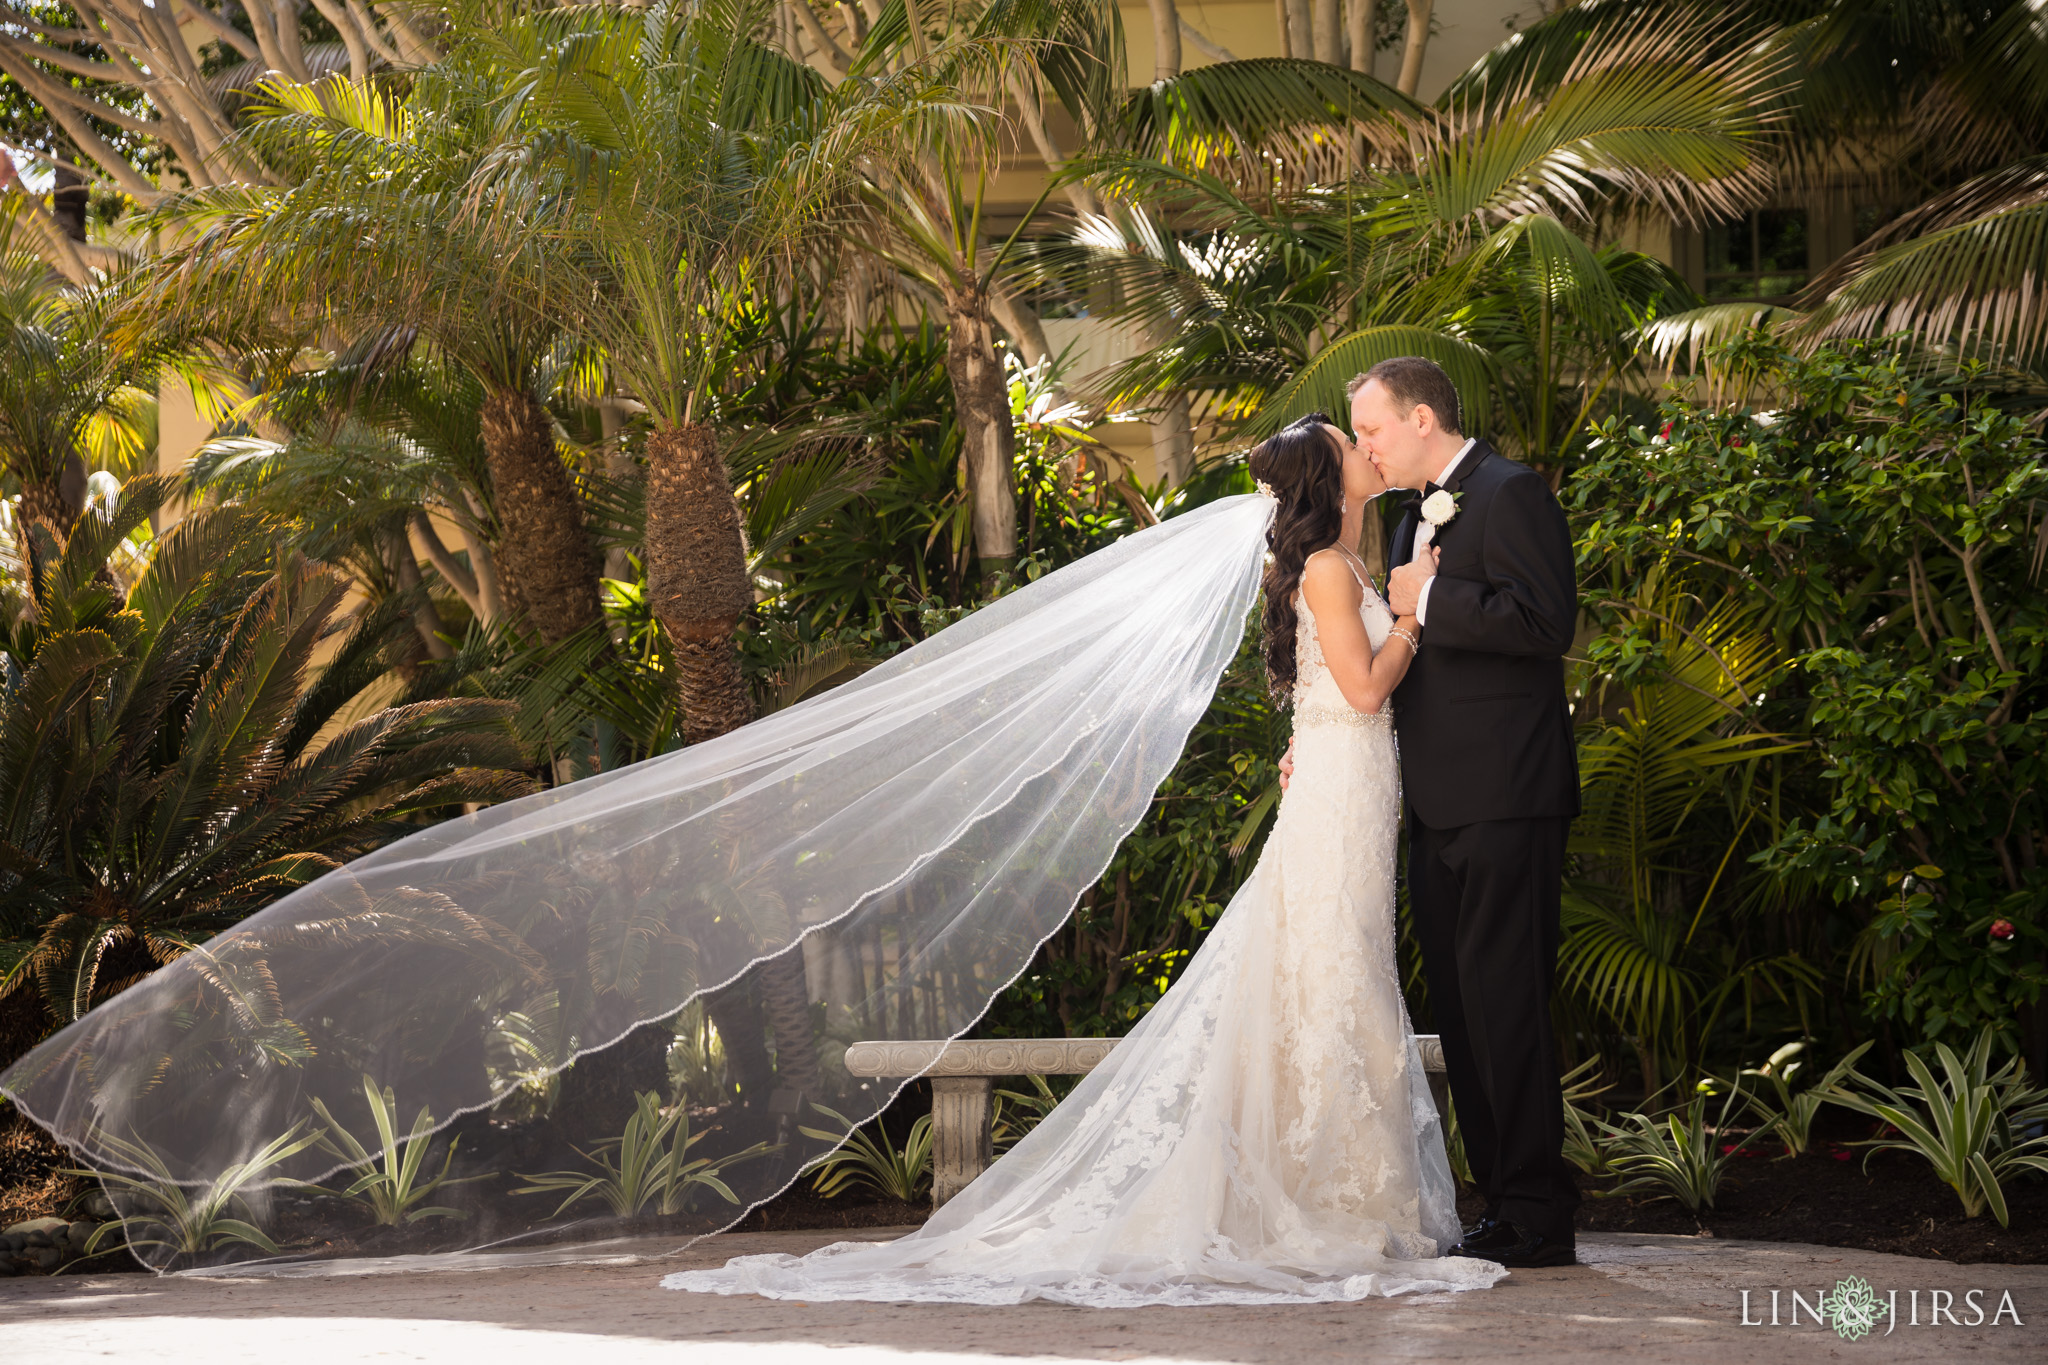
[1388,626,1420,655]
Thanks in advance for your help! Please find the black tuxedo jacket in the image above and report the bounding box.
[1388,440,1580,829]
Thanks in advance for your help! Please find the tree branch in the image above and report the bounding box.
[785,0,850,80]
[0,34,125,83]
[0,54,163,201]
[1181,17,1237,63]
[411,510,484,617]
[345,0,408,68]
[165,0,261,60]
[308,0,375,81]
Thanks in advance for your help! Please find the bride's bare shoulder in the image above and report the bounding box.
[1300,549,1365,608]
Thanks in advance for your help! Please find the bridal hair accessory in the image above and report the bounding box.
[1255,478,1279,500]
[1420,489,1461,529]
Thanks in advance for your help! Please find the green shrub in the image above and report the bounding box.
[799,1103,933,1202]
[1600,1081,1767,1214]
[1821,1028,2048,1226]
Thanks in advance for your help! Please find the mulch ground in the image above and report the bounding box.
[0,1108,82,1229]
[1455,1126,2048,1265]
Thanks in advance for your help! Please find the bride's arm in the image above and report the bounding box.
[1300,555,1427,716]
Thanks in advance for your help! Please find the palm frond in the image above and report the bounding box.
[1800,153,2048,368]
[1245,326,1495,437]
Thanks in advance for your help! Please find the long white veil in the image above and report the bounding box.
[0,493,1273,1271]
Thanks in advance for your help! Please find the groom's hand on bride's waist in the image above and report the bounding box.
[1278,737,1295,790]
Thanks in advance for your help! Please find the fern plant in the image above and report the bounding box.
[1820,1029,2048,1226]
[309,1075,471,1226]
[800,1103,933,1202]
[513,1090,774,1218]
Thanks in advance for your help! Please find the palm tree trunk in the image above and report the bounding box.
[643,421,754,745]
[942,286,1017,576]
[1287,0,1314,63]
[1348,0,1377,77]
[1396,0,1432,96]
[1313,0,1341,63]
[1147,0,1181,79]
[476,386,602,644]
[17,478,76,539]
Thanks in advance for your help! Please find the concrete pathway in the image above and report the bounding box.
[3,1227,2043,1362]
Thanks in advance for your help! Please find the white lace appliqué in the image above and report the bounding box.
[662,549,1497,1308]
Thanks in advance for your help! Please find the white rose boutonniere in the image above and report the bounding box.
[1420,489,1461,529]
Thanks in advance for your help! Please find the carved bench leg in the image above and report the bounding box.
[930,1075,994,1207]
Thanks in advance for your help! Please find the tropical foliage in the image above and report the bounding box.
[1573,338,2047,1059]
[0,479,531,1044]
[0,0,2043,1254]
[1819,1030,2048,1226]
[513,1089,775,1218]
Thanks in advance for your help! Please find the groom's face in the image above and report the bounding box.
[1350,380,1434,491]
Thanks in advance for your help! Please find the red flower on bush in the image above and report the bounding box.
[1990,919,2015,940]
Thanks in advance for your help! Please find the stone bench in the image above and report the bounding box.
[843,1035,1449,1205]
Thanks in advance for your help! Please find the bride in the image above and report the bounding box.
[663,416,1507,1307]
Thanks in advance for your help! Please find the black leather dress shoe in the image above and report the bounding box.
[1450,1216,1517,1254]
[1460,1212,1504,1241]
[1487,1223,1576,1269]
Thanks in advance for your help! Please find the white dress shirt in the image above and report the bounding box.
[1411,437,1476,626]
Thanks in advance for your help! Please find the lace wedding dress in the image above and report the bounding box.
[663,550,1505,1307]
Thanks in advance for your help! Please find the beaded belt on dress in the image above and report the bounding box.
[1292,700,1393,730]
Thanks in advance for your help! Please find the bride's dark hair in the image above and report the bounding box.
[1248,415,1345,700]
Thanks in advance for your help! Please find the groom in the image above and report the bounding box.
[1357,357,1581,1268]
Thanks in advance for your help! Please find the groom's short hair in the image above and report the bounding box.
[1347,358,1463,436]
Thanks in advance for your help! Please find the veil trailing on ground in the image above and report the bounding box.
[0,493,1273,1272]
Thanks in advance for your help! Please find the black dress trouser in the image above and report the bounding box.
[1409,812,1579,1244]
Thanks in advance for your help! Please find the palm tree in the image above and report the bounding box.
[1562,571,1812,1091]
[0,477,533,1065]
[1516,0,2048,375]
[0,246,157,540]
[1048,9,1781,485]
[828,0,1129,573]
[191,343,537,653]
[132,74,605,646]
[478,0,972,743]
[1769,0,2048,369]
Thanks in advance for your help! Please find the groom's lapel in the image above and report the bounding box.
[1443,440,1494,495]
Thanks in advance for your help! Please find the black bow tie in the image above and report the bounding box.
[1423,481,1445,496]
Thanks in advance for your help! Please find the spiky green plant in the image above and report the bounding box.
[1561,1057,1616,1177]
[1820,1029,2048,1226]
[1740,1039,1874,1158]
[800,1102,934,1202]
[70,1123,323,1259]
[1600,1080,1767,1215]
[0,478,532,1059]
[309,1075,472,1226]
[513,1089,775,1218]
